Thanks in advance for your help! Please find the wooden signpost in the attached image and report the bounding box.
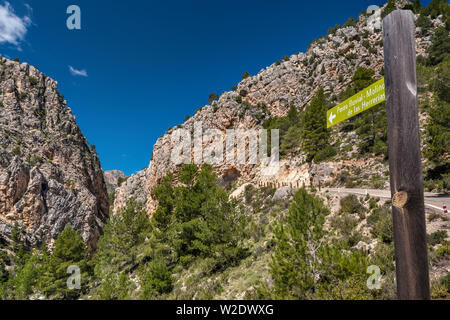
[383,10,430,300]
[326,9,430,300]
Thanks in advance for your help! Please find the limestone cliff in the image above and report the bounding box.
[0,57,109,249]
[103,170,126,195]
[113,4,442,216]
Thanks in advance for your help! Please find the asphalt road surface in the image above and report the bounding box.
[324,188,449,213]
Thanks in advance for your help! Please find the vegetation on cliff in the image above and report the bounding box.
[1,0,449,301]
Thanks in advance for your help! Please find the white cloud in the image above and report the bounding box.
[69,65,88,77]
[0,2,32,46]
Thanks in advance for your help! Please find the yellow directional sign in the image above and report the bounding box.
[327,78,386,128]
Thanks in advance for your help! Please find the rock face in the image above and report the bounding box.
[0,57,109,249]
[103,170,126,194]
[272,187,292,201]
[114,3,441,216]
[103,170,125,186]
[114,168,148,211]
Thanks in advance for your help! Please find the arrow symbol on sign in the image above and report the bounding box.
[329,112,336,124]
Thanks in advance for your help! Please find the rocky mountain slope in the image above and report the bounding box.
[0,57,109,249]
[114,1,443,216]
[103,170,126,194]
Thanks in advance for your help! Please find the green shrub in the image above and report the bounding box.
[327,24,340,36]
[401,0,422,14]
[58,93,65,104]
[381,0,397,19]
[97,273,134,300]
[18,92,28,101]
[314,274,373,300]
[368,199,378,210]
[241,72,251,80]
[439,272,450,293]
[208,93,218,104]
[362,40,371,49]
[428,211,441,222]
[432,242,449,261]
[340,195,363,215]
[12,146,21,156]
[314,145,337,163]
[343,17,357,28]
[140,255,173,300]
[28,76,38,86]
[416,14,433,35]
[370,210,393,243]
[370,243,395,272]
[330,215,359,236]
[428,231,447,246]
[431,275,450,299]
[117,176,128,187]
[244,184,255,205]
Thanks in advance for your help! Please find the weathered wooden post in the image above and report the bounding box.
[383,10,430,300]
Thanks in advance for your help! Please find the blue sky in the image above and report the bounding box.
[0,0,432,176]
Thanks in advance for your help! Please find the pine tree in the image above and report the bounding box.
[241,72,251,80]
[39,225,90,300]
[208,93,219,104]
[382,0,397,19]
[140,254,172,300]
[266,189,329,299]
[7,250,45,300]
[94,199,151,288]
[280,125,302,155]
[302,88,330,162]
[425,59,450,163]
[0,247,8,285]
[422,0,450,20]
[153,164,248,271]
[279,105,302,155]
[427,27,450,66]
[348,67,388,156]
[286,104,300,125]
[9,223,26,269]
[152,174,175,230]
[97,272,134,300]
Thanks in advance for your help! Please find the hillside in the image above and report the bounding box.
[113,0,448,217]
[0,0,448,301]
